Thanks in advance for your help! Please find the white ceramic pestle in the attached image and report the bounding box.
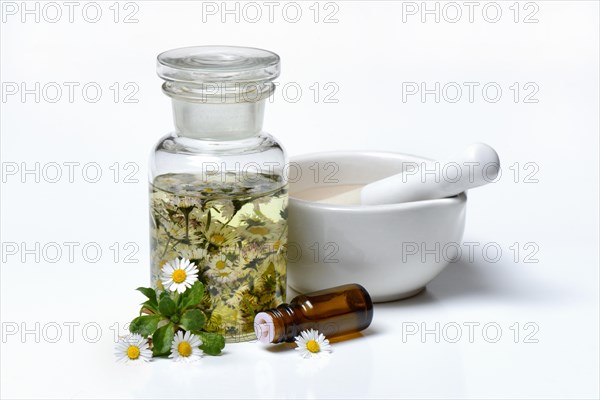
[319,143,500,205]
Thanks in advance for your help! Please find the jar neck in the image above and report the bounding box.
[171,98,266,140]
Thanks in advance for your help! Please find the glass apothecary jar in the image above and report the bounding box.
[149,46,287,342]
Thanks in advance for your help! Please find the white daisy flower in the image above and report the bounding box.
[162,220,203,243]
[205,254,240,284]
[171,195,199,209]
[240,217,281,243]
[294,329,332,359]
[214,199,236,220]
[161,258,199,294]
[252,194,272,209]
[114,333,152,363]
[204,221,238,248]
[225,283,250,307]
[178,247,209,263]
[270,239,286,254]
[240,243,264,265]
[169,331,203,363]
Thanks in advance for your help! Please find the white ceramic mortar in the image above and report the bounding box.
[287,151,467,302]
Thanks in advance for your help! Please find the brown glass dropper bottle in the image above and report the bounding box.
[254,283,374,343]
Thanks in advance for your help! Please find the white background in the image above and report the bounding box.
[1,1,599,398]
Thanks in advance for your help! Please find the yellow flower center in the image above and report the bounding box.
[216,260,226,270]
[306,340,320,353]
[248,226,269,236]
[127,345,140,360]
[204,188,213,193]
[211,234,225,245]
[273,240,281,251]
[172,269,187,284]
[178,341,192,357]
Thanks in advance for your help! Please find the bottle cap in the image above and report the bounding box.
[254,312,276,343]
[157,45,280,84]
[157,46,280,103]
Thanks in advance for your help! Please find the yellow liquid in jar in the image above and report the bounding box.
[150,172,287,342]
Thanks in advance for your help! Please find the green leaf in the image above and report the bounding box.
[279,206,288,220]
[136,287,158,312]
[180,281,205,311]
[232,199,249,215]
[180,309,206,332]
[129,315,161,337]
[152,323,175,356]
[140,301,158,314]
[197,331,225,356]
[158,292,177,317]
[136,287,158,305]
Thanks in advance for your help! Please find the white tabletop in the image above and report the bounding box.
[1,1,598,398]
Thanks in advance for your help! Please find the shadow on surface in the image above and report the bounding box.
[264,342,296,353]
[427,259,500,299]
[262,326,381,352]
[376,257,552,307]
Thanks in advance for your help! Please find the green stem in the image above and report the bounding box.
[161,236,172,259]
[276,224,288,241]
[184,212,190,240]
[253,207,268,220]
